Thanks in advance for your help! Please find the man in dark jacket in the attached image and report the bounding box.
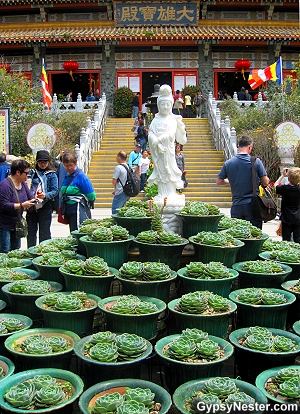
[132,92,140,118]
[0,153,10,182]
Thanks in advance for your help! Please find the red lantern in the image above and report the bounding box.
[234,59,251,80]
[0,63,11,73]
[62,60,79,81]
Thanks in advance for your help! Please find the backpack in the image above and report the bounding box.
[118,164,140,197]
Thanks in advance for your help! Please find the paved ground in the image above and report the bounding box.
[21,206,281,249]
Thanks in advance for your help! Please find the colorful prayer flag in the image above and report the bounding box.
[41,59,52,110]
[248,58,283,90]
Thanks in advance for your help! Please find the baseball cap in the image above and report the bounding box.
[36,150,50,162]
[136,143,141,147]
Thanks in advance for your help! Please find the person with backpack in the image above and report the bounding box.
[0,153,10,182]
[112,151,130,214]
[136,119,148,151]
[26,150,58,247]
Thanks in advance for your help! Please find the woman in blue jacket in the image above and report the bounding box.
[26,150,58,247]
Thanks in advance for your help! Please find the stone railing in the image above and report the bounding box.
[50,93,103,113]
[73,93,108,174]
[207,92,268,160]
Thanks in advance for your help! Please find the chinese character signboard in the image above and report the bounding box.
[115,2,198,25]
[0,108,10,154]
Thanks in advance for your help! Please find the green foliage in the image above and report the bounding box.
[181,85,200,101]
[114,86,134,117]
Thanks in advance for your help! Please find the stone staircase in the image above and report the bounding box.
[88,118,232,208]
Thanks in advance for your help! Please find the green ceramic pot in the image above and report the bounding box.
[115,271,177,303]
[155,334,234,394]
[281,280,300,324]
[173,377,268,414]
[80,235,134,268]
[0,368,84,414]
[134,239,189,271]
[32,256,66,287]
[111,214,152,237]
[0,268,40,302]
[177,267,239,297]
[229,327,300,384]
[35,292,100,337]
[189,236,244,267]
[175,213,224,238]
[59,267,118,299]
[1,281,63,320]
[168,297,237,338]
[232,260,292,289]
[0,356,15,383]
[0,300,6,312]
[0,314,33,356]
[235,233,269,262]
[79,378,172,414]
[98,295,166,340]
[71,230,87,256]
[229,288,296,329]
[4,328,80,372]
[293,320,300,336]
[259,251,300,282]
[74,334,153,387]
[256,365,300,407]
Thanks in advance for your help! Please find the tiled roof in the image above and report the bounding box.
[0,23,299,44]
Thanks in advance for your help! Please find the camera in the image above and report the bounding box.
[285,168,289,173]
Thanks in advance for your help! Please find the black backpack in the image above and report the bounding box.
[118,164,140,197]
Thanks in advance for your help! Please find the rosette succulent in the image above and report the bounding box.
[55,294,83,311]
[16,334,71,354]
[279,379,300,399]
[265,368,300,401]
[182,328,208,343]
[32,375,57,390]
[136,230,185,245]
[117,400,148,414]
[116,333,148,360]
[197,339,220,360]
[188,394,221,414]
[8,280,52,294]
[89,225,130,242]
[176,291,230,314]
[119,261,144,280]
[276,368,300,383]
[167,336,197,361]
[272,335,297,352]
[236,288,287,305]
[35,384,66,408]
[0,268,32,281]
[180,201,220,216]
[243,334,273,351]
[89,343,119,362]
[225,392,255,405]
[193,231,238,247]
[7,249,32,259]
[242,327,298,353]
[271,249,300,263]
[117,200,150,217]
[38,252,66,266]
[4,380,36,409]
[202,377,237,399]
[93,392,125,413]
[125,387,155,407]
[185,261,232,280]
[222,224,263,240]
[111,225,130,240]
[109,295,159,315]
[241,260,285,273]
[1,317,24,332]
[90,331,117,344]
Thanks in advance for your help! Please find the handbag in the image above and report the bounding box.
[251,157,277,221]
[57,205,68,224]
[8,178,28,238]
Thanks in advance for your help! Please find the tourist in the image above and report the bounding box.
[112,151,130,214]
[138,150,150,192]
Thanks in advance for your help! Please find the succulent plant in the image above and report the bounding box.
[7,249,32,259]
[117,400,148,414]
[143,262,172,280]
[38,252,66,266]
[116,333,148,360]
[136,230,185,245]
[43,293,62,307]
[262,292,287,305]
[119,261,144,280]
[93,392,125,413]
[124,206,148,218]
[111,225,130,240]
[2,317,24,332]
[237,288,286,305]
[167,336,197,360]
[89,342,119,362]
[55,294,83,311]
[117,200,150,217]
[35,384,66,408]
[193,231,238,247]
[275,368,300,383]
[181,328,208,343]
[243,326,273,338]
[110,295,159,315]
[32,375,57,390]
[22,334,46,347]
[4,380,36,409]
[0,268,32,281]
[272,335,297,352]
[279,379,300,399]
[46,336,69,352]
[135,230,158,244]
[83,257,110,276]
[8,280,52,294]
[208,295,231,312]
[17,334,71,354]
[176,291,209,314]
[157,231,183,244]
[150,202,164,234]
[90,227,114,242]
[25,341,53,354]
[60,259,85,275]
[125,387,155,408]
[241,260,285,274]
[90,331,117,344]
[225,392,255,405]
[202,377,237,399]
[0,323,7,334]
[196,339,220,360]
[243,334,273,352]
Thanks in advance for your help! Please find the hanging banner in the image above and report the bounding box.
[115,2,198,25]
[0,108,10,154]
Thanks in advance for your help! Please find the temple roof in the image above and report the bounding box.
[0,22,299,44]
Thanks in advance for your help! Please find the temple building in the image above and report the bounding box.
[0,0,299,107]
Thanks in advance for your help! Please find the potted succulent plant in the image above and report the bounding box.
[168,291,237,338]
[0,314,33,356]
[177,261,239,297]
[260,249,300,282]
[115,261,177,302]
[74,331,152,387]
[35,291,100,337]
[189,231,244,267]
[59,256,118,298]
[0,254,32,270]
[0,356,15,383]
[175,201,224,238]
[27,236,78,258]
[232,259,292,289]
[98,294,166,340]
[1,280,63,320]
[154,328,234,394]
[256,365,300,407]
[71,217,115,256]
[229,326,300,384]
[220,224,269,262]
[80,225,134,268]
[112,200,152,237]
[78,378,172,414]
[173,376,268,414]
[134,230,189,271]
[0,268,39,302]
[4,328,80,372]
[0,367,84,414]
[229,287,296,329]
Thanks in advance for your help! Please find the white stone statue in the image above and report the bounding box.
[147,84,187,233]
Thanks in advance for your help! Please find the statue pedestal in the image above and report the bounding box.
[153,194,185,234]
